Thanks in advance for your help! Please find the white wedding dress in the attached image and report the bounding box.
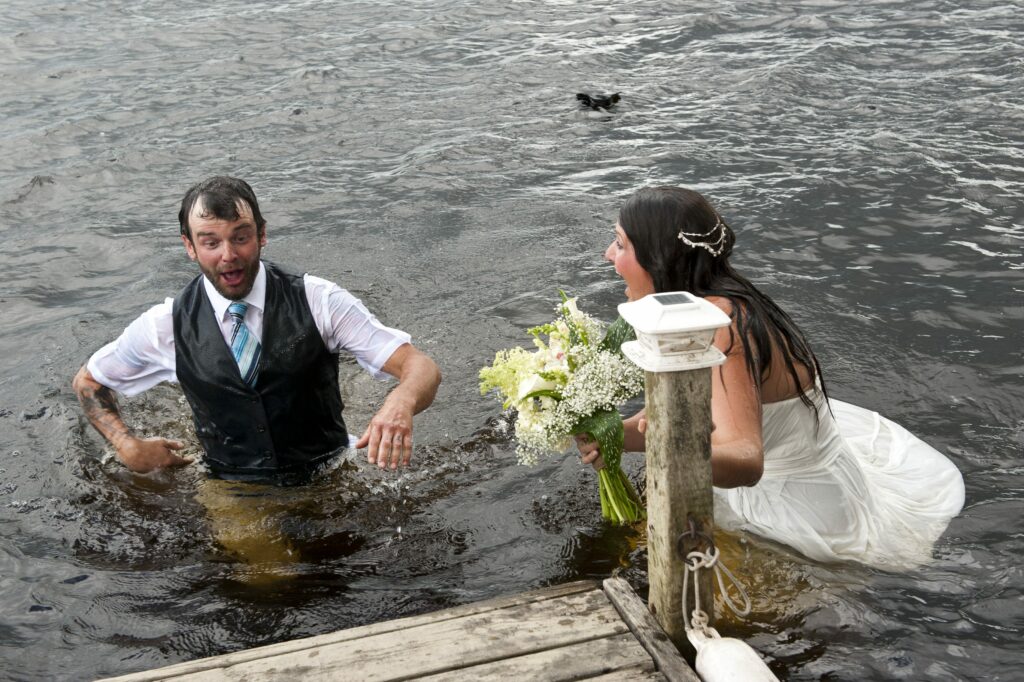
[714,386,965,568]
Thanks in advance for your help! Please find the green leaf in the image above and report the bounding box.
[572,408,625,470]
[522,388,563,401]
[599,316,636,355]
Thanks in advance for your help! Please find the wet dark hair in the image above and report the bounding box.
[618,186,826,410]
[178,176,267,242]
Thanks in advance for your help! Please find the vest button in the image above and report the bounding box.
[256,425,266,433]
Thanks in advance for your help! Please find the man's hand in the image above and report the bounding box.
[355,343,441,471]
[356,395,414,470]
[116,436,192,473]
[73,365,193,474]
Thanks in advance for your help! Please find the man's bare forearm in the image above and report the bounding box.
[72,365,133,448]
[390,349,441,415]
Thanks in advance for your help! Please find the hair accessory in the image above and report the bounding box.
[678,217,726,257]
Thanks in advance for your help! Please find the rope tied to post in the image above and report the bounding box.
[681,545,780,682]
[679,539,780,681]
[679,528,752,638]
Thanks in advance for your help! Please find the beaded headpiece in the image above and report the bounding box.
[678,216,726,256]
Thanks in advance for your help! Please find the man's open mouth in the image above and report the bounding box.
[220,269,244,286]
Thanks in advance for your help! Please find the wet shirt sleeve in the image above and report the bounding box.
[86,299,177,396]
[304,275,411,380]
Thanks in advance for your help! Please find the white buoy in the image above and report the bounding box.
[688,628,780,682]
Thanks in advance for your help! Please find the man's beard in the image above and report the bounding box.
[201,254,261,300]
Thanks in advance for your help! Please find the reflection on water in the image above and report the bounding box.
[1,0,1022,679]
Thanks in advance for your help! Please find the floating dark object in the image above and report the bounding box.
[576,92,621,110]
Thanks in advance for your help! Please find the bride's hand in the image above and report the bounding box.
[573,434,606,471]
[632,417,711,435]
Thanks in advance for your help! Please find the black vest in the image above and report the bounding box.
[172,262,348,480]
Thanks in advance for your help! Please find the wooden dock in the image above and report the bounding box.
[101,578,698,681]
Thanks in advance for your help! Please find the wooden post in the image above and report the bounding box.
[644,366,715,652]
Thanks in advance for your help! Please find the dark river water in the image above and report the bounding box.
[1,1,1022,679]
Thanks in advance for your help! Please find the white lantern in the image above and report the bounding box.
[618,292,731,373]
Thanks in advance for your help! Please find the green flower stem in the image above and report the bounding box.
[598,477,610,518]
[598,466,645,524]
[575,409,645,525]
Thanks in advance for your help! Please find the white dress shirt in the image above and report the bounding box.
[88,262,410,396]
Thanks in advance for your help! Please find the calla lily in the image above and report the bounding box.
[516,373,558,402]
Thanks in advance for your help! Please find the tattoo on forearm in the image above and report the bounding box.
[78,384,130,443]
[80,384,116,417]
[94,387,118,414]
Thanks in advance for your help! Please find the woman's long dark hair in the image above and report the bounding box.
[619,186,826,410]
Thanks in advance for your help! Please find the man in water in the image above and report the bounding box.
[73,175,441,480]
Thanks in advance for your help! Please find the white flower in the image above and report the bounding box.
[516,373,558,402]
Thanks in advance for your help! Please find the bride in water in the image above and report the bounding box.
[578,186,964,568]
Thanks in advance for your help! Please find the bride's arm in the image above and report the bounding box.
[623,411,646,451]
[707,298,764,488]
[578,299,766,487]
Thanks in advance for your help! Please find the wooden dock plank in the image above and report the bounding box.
[603,578,700,682]
[415,632,655,681]
[102,579,699,682]
[135,588,629,682]
[102,581,599,682]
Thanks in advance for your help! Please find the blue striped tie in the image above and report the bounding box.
[227,302,261,387]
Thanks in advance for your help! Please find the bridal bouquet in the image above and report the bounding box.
[479,294,645,524]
